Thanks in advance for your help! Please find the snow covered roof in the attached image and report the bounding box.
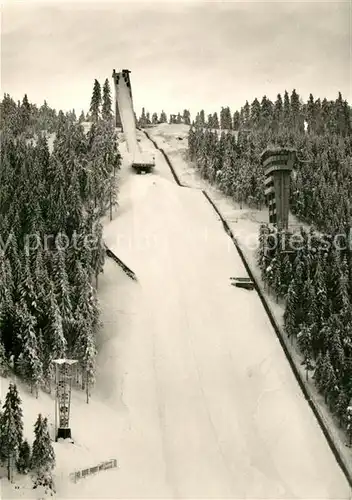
[53,358,78,365]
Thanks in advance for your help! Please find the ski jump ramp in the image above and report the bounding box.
[112,69,154,173]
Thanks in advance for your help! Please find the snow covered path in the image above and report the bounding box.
[69,141,351,498]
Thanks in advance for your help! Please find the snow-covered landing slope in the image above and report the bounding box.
[86,149,351,497]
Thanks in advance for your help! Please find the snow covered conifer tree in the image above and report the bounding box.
[270,257,281,301]
[19,255,37,316]
[102,78,113,121]
[0,399,3,462]
[291,256,305,325]
[53,249,73,335]
[211,112,219,129]
[17,439,31,474]
[280,253,293,298]
[15,301,43,396]
[283,90,290,128]
[346,405,352,446]
[0,383,23,480]
[284,281,298,340]
[67,109,77,123]
[257,224,269,278]
[90,79,101,122]
[207,114,213,129]
[32,249,50,322]
[242,101,250,128]
[272,93,283,132]
[327,317,345,374]
[326,247,343,313]
[46,284,67,358]
[21,94,31,132]
[306,93,316,134]
[302,277,316,326]
[312,255,329,333]
[90,220,105,287]
[220,107,232,130]
[7,385,23,444]
[72,262,98,401]
[31,415,55,495]
[41,283,67,387]
[139,107,146,126]
[199,110,205,127]
[31,415,55,471]
[250,98,261,129]
[260,95,273,129]
[335,391,350,427]
[337,255,350,312]
[297,324,314,380]
[290,88,302,132]
[232,111,240,130]
[0,340,10,376]
[73,310,97,403]
[314,352,337,405]
[82,331,97,404]
[322,355,338,407]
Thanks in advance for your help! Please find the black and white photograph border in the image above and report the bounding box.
[0,0,351,498]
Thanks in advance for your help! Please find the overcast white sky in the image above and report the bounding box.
[1,0,351,117]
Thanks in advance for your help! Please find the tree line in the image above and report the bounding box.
[137,108,191,127]
[188,89,352,443]
[258,225,352,442]
[0,89,120,401]
[88,78,114,123]
[0,94,75,138]
[193,90,351,136]
[0,383,56,493]
[189,92,352,230]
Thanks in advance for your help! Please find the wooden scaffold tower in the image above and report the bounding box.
[53,359,78,441]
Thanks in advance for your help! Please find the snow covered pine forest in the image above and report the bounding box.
[0,79,352,498]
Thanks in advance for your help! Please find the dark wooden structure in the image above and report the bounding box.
[230,277,254,290]
[132,157,155,174]
[105,244,137,281]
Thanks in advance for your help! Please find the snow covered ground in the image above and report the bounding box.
[81,131,352,498]
[2,124,350,498]
[146,123,352,475]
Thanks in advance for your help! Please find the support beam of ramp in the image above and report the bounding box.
[104,244,138,281]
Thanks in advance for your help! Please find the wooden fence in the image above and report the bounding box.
[69,458,118,483]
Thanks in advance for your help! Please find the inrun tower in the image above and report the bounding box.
[112,68,136,130]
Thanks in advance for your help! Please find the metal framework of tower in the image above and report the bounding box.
[262,148,296,230]
[53,359,78,441]
[112,68,136,130]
